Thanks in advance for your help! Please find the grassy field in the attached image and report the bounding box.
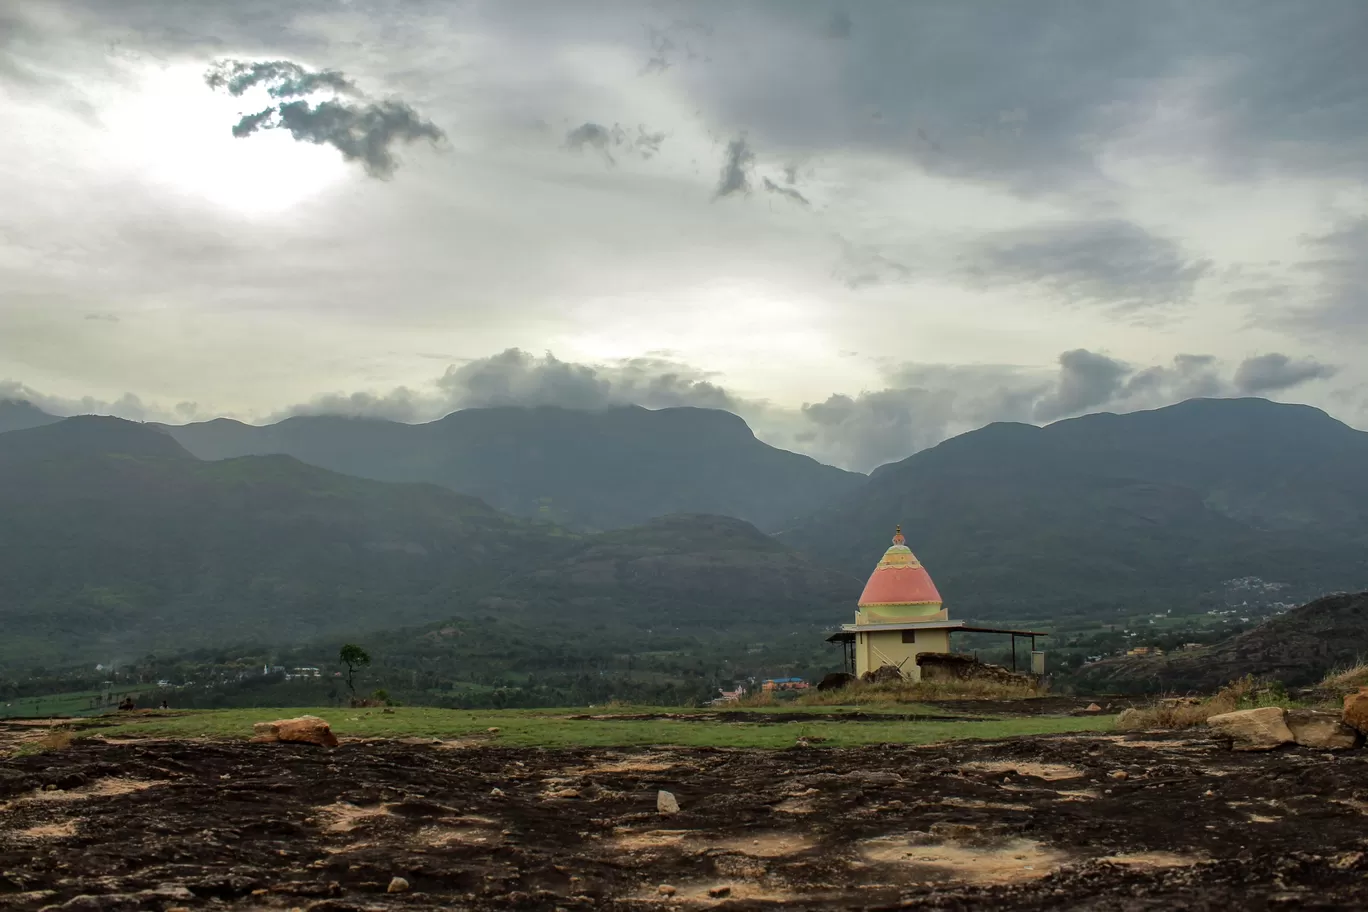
[72,704,1115,749]
[0,690,139,720]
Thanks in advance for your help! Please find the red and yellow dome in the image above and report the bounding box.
[857,526,943,619]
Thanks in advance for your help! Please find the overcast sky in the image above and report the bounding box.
[2,0,1365,471]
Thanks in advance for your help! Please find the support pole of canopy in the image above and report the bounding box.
[1011,634,1017,671]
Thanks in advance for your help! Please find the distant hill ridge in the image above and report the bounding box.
[1071,590,1368,692]
[151,404,863,532]
[778,397,1368,619]
[0,416,859,667]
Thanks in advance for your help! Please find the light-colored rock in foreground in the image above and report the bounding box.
[1343,687,1368,735]
[657,790,680,815]
[1286,709,1361,750]
[250,715,340,748]
[1206,707,1294,751]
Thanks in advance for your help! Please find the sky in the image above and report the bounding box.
[2,0,1365,472]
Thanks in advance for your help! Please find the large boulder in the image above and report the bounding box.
[1343,687,1368,735]
[1286,709,1361,750]
[817,672,856,692]
[1206,707,1294,751]
[250,715,340,748]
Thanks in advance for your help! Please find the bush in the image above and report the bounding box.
[1320,662,1368,696]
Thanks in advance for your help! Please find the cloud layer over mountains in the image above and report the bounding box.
[4,345,1341,473]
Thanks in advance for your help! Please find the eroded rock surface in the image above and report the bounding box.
[1206,706,1295,751]
[1286,709,1361,750]
[2,733,1367,909]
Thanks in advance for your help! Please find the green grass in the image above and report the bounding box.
[77,705,1115,749]
[1,690,139,720]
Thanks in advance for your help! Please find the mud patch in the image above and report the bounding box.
[16,821,78,839]
[862,835,1070,884]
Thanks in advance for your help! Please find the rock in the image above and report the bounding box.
[490,788,505,798]
[657,884,677,896]
[657,790,680,815]
[250,715,339,748]
[487,727,500,734]
[1342,687,1368,735]
[861,664,904,684]
[1206,707,1294,751]
[817,672,856,692]
[708,886,732,898]
[1108,770,1128,781]
[1286,709,1361,750]
[387,876,410,894]
[1085,703,1102,712]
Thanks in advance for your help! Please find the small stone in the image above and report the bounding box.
[1204,789,1215,798]
[387,876,410,894]
[1109,770,1128,781]
[657,789,680,815]
[1085,703,1102,712]
[708,886,732,898]
[487,727,500,734]
[490,787,505,798]
[657,884,677,896]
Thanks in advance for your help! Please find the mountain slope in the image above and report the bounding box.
[159,405,864,532]
[0,399,61,435]
[0,418,859,668]
[1071,590,1368,692]
[778,398,1368,619]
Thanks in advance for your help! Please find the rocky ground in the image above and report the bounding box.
[2,729,1367,910]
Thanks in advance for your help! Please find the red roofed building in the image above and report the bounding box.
[827,526,1049,680]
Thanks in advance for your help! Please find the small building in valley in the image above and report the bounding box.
[826,526,1046,681]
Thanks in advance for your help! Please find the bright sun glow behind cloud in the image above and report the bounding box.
[101,63,349,216]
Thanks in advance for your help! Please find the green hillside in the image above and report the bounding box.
[0,417,858,670]
[778,398,1368,621]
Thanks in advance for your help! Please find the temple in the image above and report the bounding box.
[827,526,1046,680]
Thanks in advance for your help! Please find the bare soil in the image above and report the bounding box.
[2,731,1367,910]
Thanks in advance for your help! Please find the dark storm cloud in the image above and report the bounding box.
[660,1,1368,194]
[1234,353,1337,394]
[762,177,809,205]
[1031,349,1130,422]
[961,220,1212,313]
[714,137,755,199]
[207,59,445,178]
[205,59,359,99]
[564,122,667,164]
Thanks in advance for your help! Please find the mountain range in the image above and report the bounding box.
[2,395,1367,676]
[152,406,863,532]
[777,397,1368,619]
[0,415,857,668]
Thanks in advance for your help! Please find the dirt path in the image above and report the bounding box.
[2,732,1366,910]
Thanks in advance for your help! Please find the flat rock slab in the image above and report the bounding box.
[3,735,1368,909]
[1206,707,1294,751]
[1286,709,1361,750]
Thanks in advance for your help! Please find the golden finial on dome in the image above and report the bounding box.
[892,524,905,545]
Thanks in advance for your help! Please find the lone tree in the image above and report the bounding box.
[339,644,371,700]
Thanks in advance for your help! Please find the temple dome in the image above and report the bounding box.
[857,526,943,618]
